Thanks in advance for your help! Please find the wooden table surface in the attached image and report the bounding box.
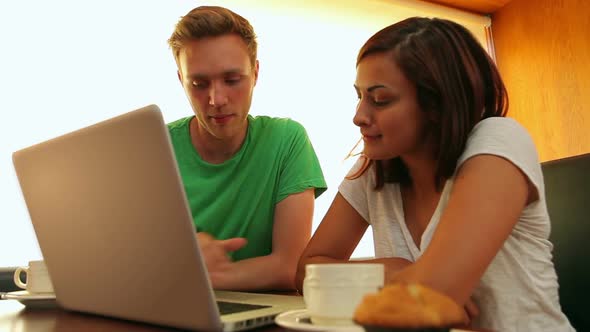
[0,296,482,332]
[0,300,286,332]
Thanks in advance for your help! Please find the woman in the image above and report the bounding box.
[295,17,573,331]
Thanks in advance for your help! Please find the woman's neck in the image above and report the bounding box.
[401,150,439,198]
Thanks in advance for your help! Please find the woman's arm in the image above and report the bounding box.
[295,193,411,291]
[391,154,536,305]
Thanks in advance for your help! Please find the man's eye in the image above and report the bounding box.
[225,77,241,85]
[191,81,208,89]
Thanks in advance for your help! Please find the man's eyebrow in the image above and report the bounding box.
[187,69,244,80]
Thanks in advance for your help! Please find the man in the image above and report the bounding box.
[166,6,327,291]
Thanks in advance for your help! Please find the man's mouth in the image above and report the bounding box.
[210,114,233,124]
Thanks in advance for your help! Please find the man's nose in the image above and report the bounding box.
[208,82,229,107]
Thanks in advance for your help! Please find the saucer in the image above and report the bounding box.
[275,309,364,332]
[2,290,57,308]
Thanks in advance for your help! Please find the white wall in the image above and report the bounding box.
[0,0,489,266]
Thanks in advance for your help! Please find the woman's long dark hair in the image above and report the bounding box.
[349,17,508,191]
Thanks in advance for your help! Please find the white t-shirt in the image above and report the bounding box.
[339,117,574,332]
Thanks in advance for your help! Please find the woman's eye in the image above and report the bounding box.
[372,99,390,107]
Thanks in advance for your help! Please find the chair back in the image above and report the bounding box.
[542,152,590,331]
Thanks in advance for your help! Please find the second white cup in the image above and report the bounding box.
[303,263,384,326]
[13,260,54,294]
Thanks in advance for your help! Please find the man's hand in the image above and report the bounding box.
[196,232,247,288]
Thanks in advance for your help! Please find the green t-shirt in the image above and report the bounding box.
[168,115,327,261]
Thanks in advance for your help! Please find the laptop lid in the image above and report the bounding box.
[12,105,302,331]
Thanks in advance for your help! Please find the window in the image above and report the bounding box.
[0,0,490,265]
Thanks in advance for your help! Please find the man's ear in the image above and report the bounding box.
[253,60,260,86]
[177,70,182,84]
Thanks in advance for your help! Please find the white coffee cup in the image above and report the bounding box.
[303,263,384,326]
[13,260,54,294]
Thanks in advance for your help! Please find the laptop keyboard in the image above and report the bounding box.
[217,301,272,315]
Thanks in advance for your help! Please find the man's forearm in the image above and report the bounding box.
[211,253,297,291]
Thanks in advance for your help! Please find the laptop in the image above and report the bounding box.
[12,104,304,331]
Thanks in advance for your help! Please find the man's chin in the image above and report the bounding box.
[211,129,239,141]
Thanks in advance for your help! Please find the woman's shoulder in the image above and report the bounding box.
[457,116,544,197]
[470,116,528,136]
[460,117,539,166]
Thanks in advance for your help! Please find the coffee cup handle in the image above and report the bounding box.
[13,267,28,289]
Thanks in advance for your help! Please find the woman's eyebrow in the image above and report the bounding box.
[353,84,387,93]
[367,85,386,92]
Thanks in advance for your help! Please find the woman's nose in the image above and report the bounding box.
[353,103,371,127]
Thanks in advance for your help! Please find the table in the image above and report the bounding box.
[0,300,286,332]
[0,297,482,332]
